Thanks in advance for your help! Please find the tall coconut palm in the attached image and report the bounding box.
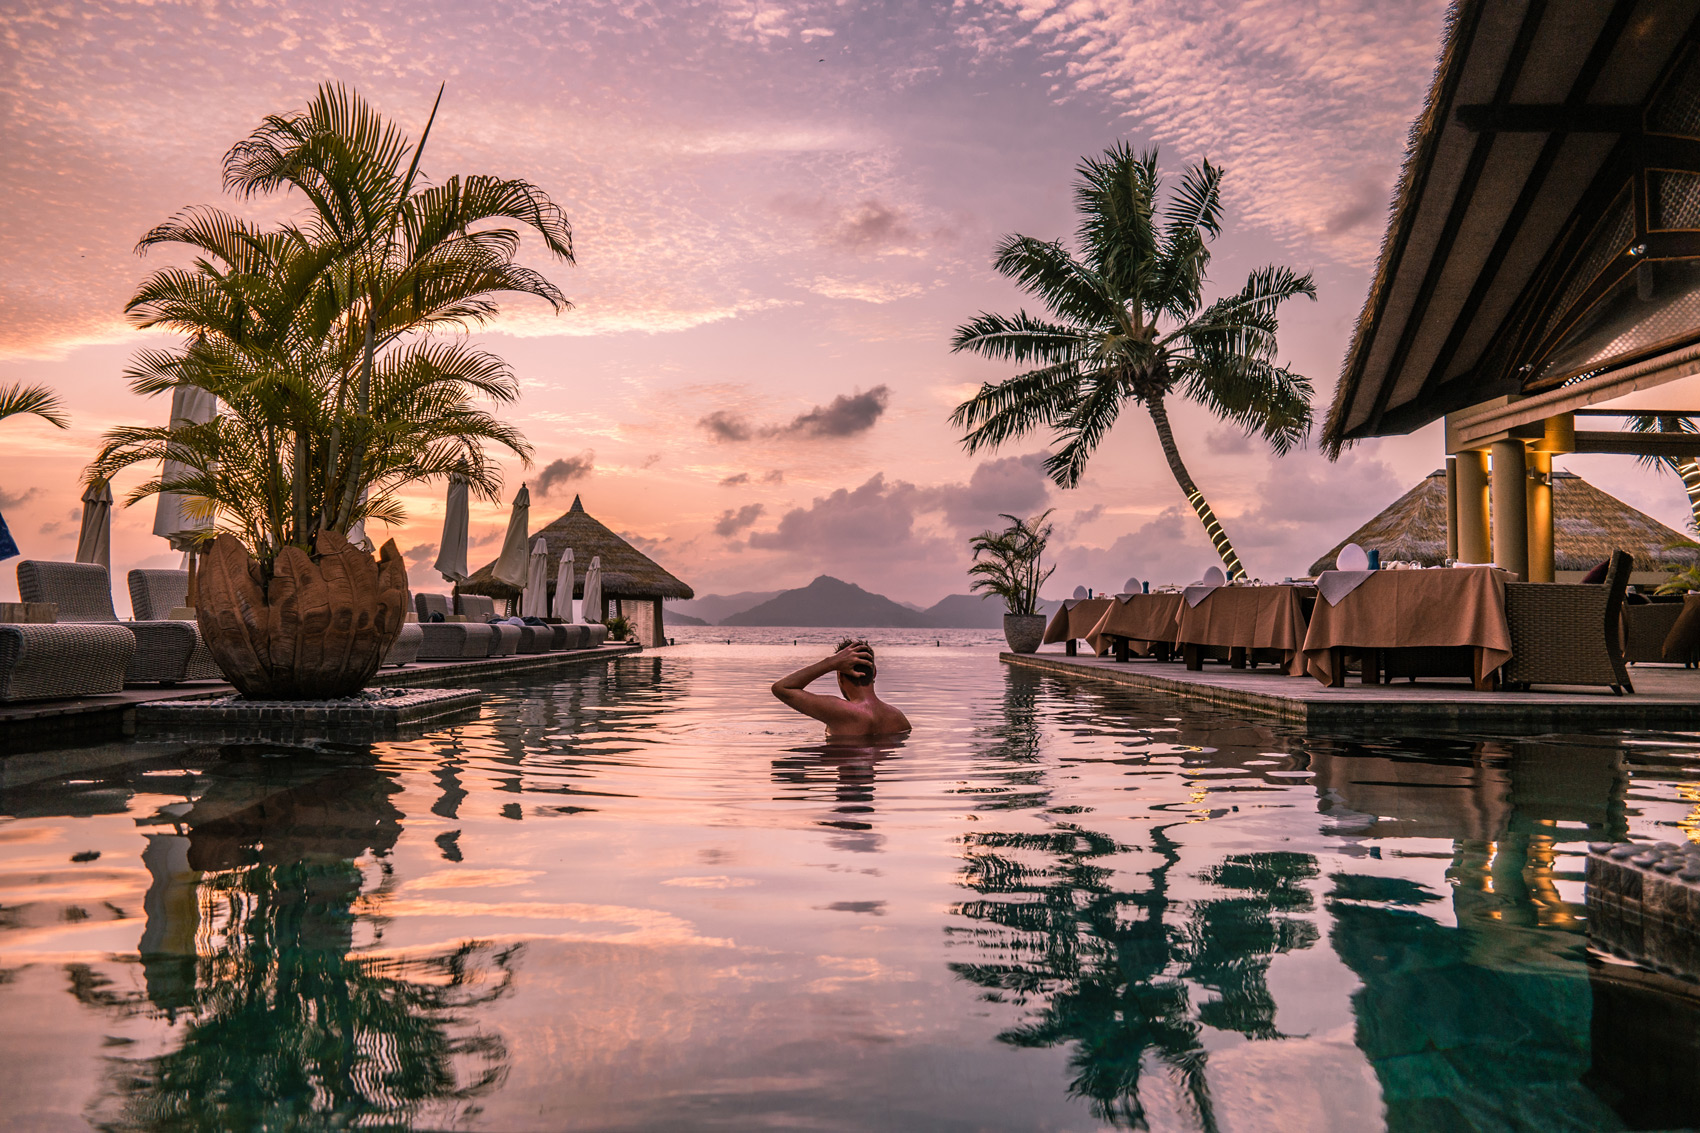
[1626,414,1700,529]
[950,144,1315,579]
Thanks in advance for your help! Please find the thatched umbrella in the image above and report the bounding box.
[460,495,693,642]
[1310,470,1697,579]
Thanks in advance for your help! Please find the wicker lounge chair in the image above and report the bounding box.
[383,622,424,667]
[413,593,496,659]
[456,594,532,654]
[1502,550,1634,693]
[0,623,136,702]
[1623,598,1691,665]
[20,561,221,684]
[127,569,193,621]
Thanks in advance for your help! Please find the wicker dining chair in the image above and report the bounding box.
[1502,550,1634,694]
[19,561,221,684]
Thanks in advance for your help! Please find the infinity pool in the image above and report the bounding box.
[2,639,1698,1131]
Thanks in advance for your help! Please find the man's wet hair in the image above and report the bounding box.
[837,638,875,686]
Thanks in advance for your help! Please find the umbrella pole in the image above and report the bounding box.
[186,550,199,608]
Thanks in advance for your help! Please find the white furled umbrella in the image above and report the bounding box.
[490,483,531,589]
[76,479,113,572]
[580,554,602,624]
[433,473,470,582]
[553,547,575,621]
[521,537,550,617]
[151,382,217,551]
[344,486,372,552]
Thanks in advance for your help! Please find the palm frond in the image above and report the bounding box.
[0,383,69,428]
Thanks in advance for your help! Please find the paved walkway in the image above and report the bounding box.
[1003,649,1700,729]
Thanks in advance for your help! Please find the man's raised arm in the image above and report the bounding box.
[771,644,871,727]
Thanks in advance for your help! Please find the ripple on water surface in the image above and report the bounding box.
[1,638,1698,1131]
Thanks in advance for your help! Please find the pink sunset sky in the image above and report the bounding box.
[3,0,1692,611]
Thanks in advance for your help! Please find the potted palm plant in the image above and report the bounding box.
[88,85,570,698]
[969,510,1056,653]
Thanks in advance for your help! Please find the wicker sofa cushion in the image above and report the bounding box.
[417,592,452,620]
[417,622,494,659]
[19,560,219,683]
[1663,599,1700,662]
[128,569,191,621]
[458,593,498,619]
[18,560,123,621]
[0,624,136,702]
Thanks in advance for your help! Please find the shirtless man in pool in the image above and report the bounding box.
[771,639,912,737]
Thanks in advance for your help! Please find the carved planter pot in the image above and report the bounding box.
[1003,613,1046,654]
[196,531,410,699]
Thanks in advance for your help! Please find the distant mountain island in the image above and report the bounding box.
[673,576,1062,628]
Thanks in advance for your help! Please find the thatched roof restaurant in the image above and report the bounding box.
[461,496,692,645]
[1310,469,1695,582]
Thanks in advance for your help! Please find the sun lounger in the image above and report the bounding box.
[455,594,533,654]
[383,622,424,667]
[413,593,497,659]
[0,623,136,702]
[20,561,221,684]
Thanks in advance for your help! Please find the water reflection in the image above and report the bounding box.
[1319,737,1639,1131]
[65,746,515,1130]
[772,737,906,853]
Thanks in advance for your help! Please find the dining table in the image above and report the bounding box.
[1299,565,1512,690]
[1171,584,1312,676]
[1085,592,1184,659]
[1042,597,1114,655]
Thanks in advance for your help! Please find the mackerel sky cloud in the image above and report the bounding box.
[5,0,1684,607]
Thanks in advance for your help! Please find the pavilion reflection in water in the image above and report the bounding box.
[19,745,518,1131]
[951,668,1681,1131]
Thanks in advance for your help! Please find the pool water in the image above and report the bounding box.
[3,641,1699,1131]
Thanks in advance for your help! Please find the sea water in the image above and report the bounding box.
[1,634,1696,1131]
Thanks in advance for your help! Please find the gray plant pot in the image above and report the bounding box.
[1003,613,1046,654]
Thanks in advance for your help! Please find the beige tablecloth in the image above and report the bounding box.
[1042,597,1114,645]
[1085,593,1184,656]
[1173,586,1311,675]
[1299,566,1511,686]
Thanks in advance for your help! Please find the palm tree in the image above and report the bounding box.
[89,84,568,572]
[950,144,1315,579]
[1626,413,1700,529]
[0,382,68,429]
[968,510,1057,616]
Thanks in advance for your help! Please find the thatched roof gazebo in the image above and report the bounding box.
[1310,470,1695,583]
[461,496,692,645]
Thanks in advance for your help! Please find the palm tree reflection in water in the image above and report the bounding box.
[79,747,515,1131]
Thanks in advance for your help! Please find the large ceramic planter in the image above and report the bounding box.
[1003,613,1046,654]
[196,531,410,699]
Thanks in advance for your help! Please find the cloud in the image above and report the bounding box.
[713,503,765,537]
[537,451,595,495]
[719,472,751,487]
[773,194,923,253]
[1205,428,1254,456]
[0,487,41,509]
[930,451,1053,531]
[699,386,889,442]
[405,543,439,565]
[762,470,785,484]
[750,473,928,556]
[786,386,889,438]
[700,410,754,442]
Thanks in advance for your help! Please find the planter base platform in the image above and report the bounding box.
[135,686,482,740]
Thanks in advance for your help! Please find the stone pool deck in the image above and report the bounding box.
[0,642,642,751]
[1003,650,1700,729]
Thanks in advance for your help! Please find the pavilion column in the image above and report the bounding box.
[1491,439,1529,579]
[1525,449,1554,583]
[1445,457,1460,560]
[1455,450,1491,564]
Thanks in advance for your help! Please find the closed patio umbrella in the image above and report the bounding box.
[580,554,602,624]
[521,537,550,617]
[76,479,113,572]
[151,382,217,551]
[433,473,469,582]
[553,548,575,621]
[491,483,531,590]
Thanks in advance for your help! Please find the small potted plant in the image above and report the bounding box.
[605,614,631,642]
[969,510,1056,654]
